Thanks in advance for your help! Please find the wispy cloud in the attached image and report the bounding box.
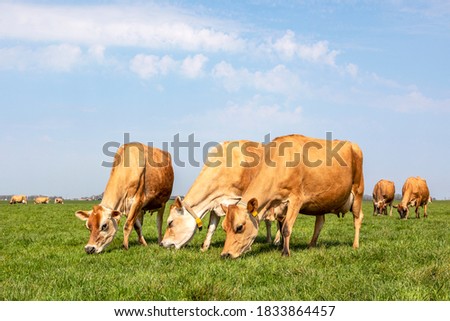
[211,61,303,96]
[269,30,339,66]
[0,44,82,71]
[129,54,208,79]
[0,3,245,52]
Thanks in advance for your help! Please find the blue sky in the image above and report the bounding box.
[0,0,449,200]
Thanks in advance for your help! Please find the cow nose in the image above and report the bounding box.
[85,246,96,254]
[221,252,230,259]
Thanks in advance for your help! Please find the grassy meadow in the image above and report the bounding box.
[0,200,449,301]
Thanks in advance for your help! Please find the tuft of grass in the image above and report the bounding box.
[0,200,448,301]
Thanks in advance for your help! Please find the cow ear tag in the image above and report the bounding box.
[252,210,258,217]
[195,217,203,231]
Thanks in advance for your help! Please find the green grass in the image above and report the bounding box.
[0,200,449,301]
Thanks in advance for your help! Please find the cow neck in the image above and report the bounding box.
[182,194,216,220]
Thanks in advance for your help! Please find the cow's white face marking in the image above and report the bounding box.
[75,206,121,254]
[161,206,197,249]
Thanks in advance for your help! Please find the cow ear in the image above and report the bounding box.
[220,203,228,214]
[174,196,182,209]
[247,198,258,213]
[111,210,121,221]
[75,210,91,221]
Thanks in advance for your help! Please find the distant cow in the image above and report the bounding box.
[9,195,27,204]
[75,143,174,254]
[395,176,430,219]
[372,179,395,216]
[34,196,49,204]
[54,197,64,204]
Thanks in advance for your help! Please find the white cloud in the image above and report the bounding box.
[130,54,208,79]
[180,54,209,78]
[212,61,302,96]
[272,30,339,66]
[345,63,359,78]
[129,54,177,79]
[384,90,450,113]
[88,45,106,62]
[0,3,245,52]
[0,44,82,72]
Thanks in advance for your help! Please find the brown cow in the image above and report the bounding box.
[161,140,280,251]
[394,176,430,219]
[75,143,174,254]
[34,196,49,204]
[372,179,395,216]
[9,195,27,204]
[220,134,364,258]
[54,197,64,204]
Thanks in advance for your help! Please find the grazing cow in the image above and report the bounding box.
[54,197,64,204]
[34,196,49,204]
[9,195,27,204]
[394,176,430,219]
[161,140,281,251]
[372,179,395,216]
[75,143,174,254]
[220,134,364,258]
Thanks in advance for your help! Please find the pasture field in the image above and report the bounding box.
[0,200,448,301]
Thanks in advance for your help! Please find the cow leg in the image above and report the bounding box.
[156,205,165,244]
[134,211,147,246]
[351,196,364,249]
[273,220,283,246]
[265,220,272,243]
[123,201,142,250]
[308,215,325,248]
[373,203,376,216]
[415,206,420,219]
[423,204,428,218]
[281,199,302,257]
[389,204,393,216]
[201,210,220,252]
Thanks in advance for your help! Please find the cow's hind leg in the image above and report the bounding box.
[351,197,364,249]
[134,210,147,246]
[201,210,220,252]
[423,204,428,218]
[281,198,302,257]
[156,204,165,244]
[273,220,283,246]
[308,215,325,248]
[265,220,272,243]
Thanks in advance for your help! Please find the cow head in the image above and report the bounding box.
[75,205,121,254]
[160,196,198,249]
[220,198,259,259]
[374,200,386,215]
[394,203,409,219]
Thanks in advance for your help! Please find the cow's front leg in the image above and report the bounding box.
[281,199,302,257]
[123,201,142,250]
[201,211,220,252]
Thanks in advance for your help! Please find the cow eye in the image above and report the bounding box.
[235,225,244,233]
[168,220,174,228]
[101,223,108,231]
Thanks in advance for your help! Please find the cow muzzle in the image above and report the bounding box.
[85,245,97,254]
